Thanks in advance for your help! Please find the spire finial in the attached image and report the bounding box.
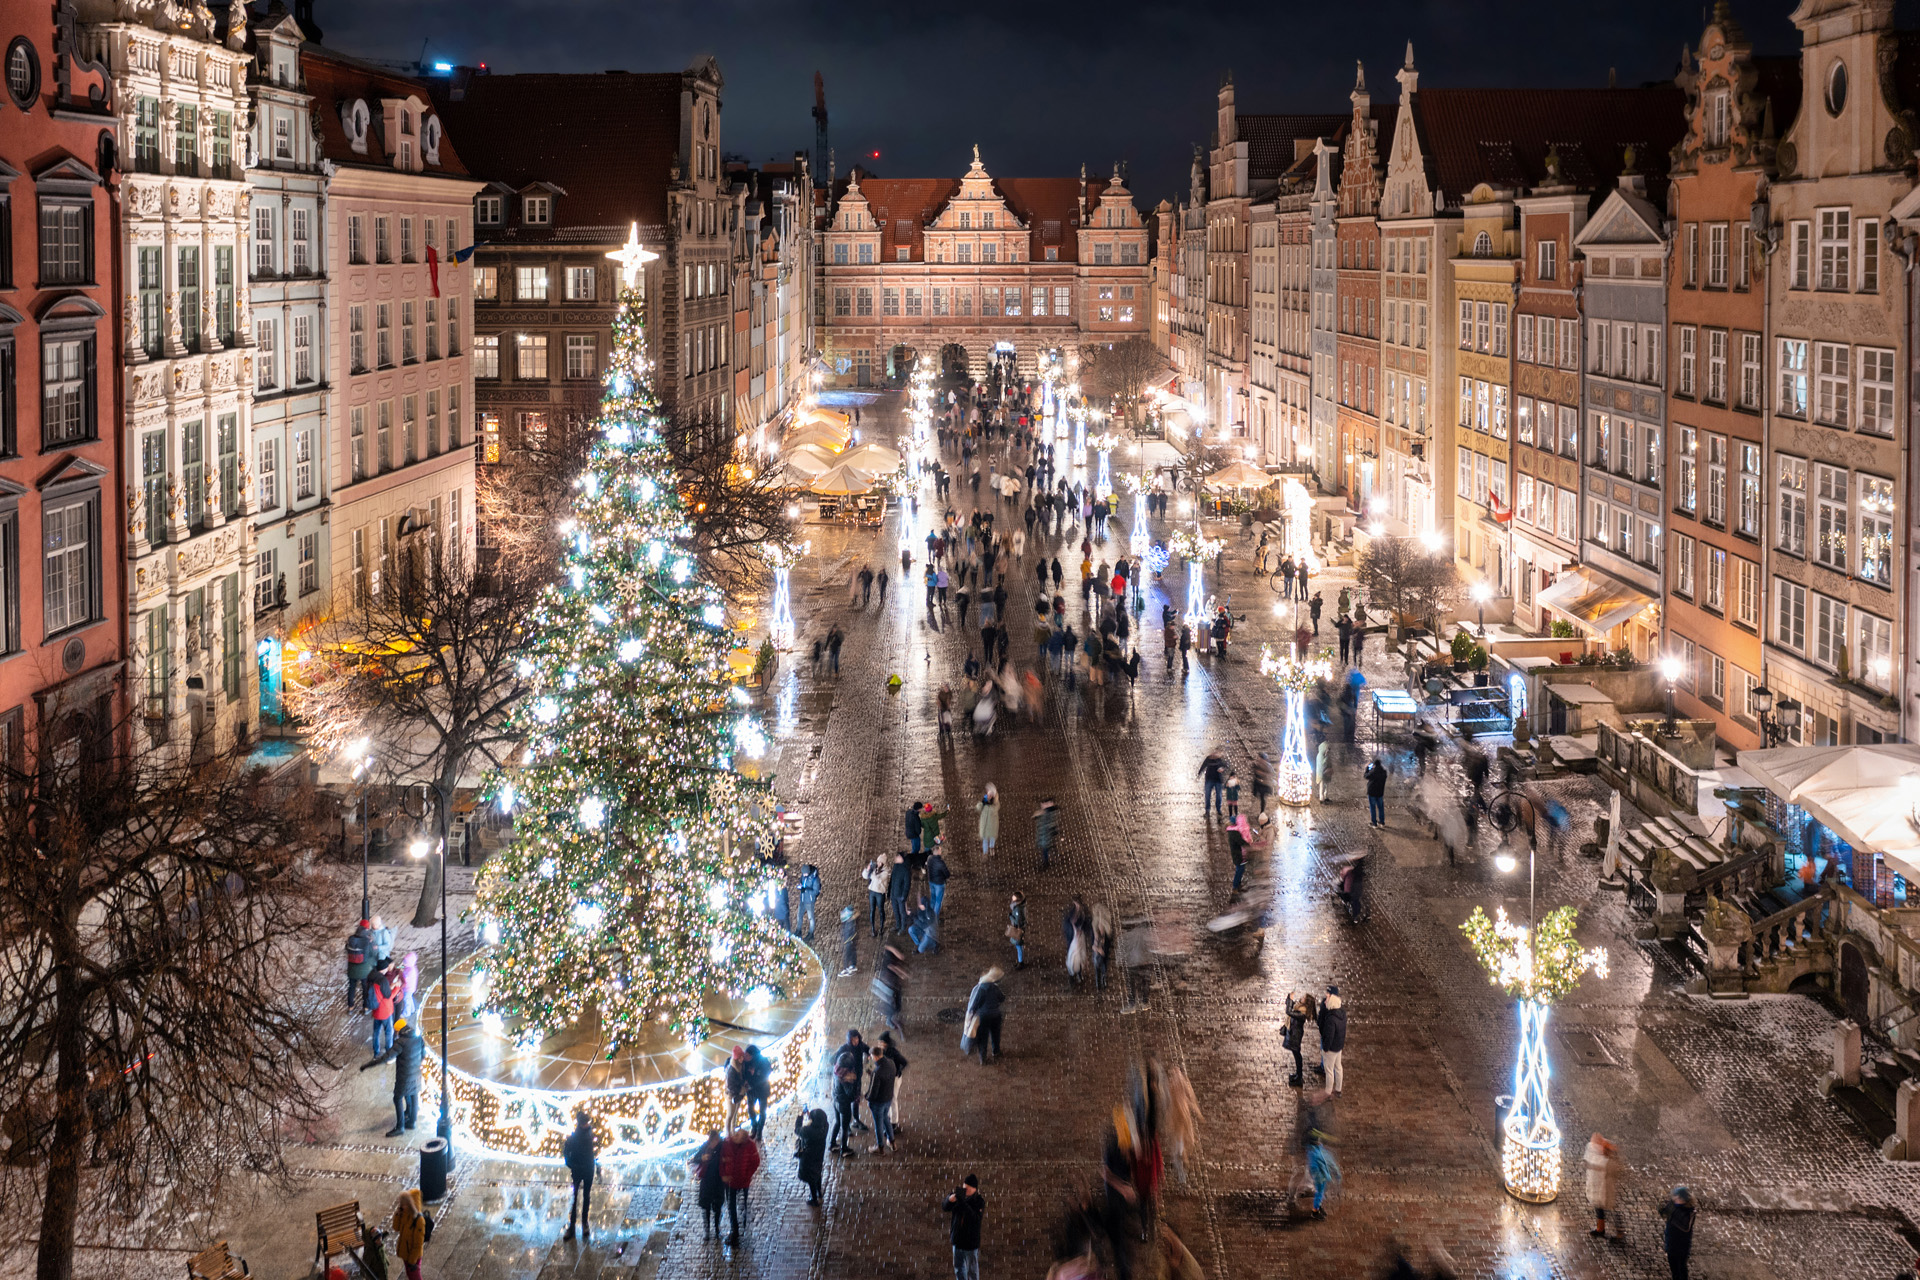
[1403,40,1415,70]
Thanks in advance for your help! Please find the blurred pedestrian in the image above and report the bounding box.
[797,863,821,939]
[838,903,859,977]
[390,1190,427,1280]
[1584,1133,1622,1238]
[1659,1187,1695,1280]
[1034,798,1058,870]
[964,967,1006,1065]
[926,845,951,916]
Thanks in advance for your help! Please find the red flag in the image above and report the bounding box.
[426,245,440,298]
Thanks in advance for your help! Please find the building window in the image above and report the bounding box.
[905,286,923,317]
[565,266,596,302]
[1814,342,1850,425]
[524,195,550,225]
[981,243,996,264]
[424,299,438,360]
[1858,347,1894,435]
[474,266,498,301]
[41,493,97,636]
[1860,218,1880,292]
[1672,533,1694,597]
[1707,223,1728,287]
[1737,443,1760,537]
[1736,557,1760,629]
[36,202,88,285]
[400,217,413,263]
[217,414,239,518]
[40,335,91,446]
[256,437,278,511]
[446,300,459,356]
[1676,327,1695,396]
[1739,332,1760,408]
[1703,548,1725,612]
[1776,455,1806,555]
[253,206,275,277]
[1675,427,1696,514]
[477,195,502,226]
[1705,88,1730,146]
[1536,240,1555,281]
[299,532,319,596]
[375,303,391,367]
[401,301,416,363]
[375,217,391,263]
[291,208,310,274]
[403,397,417,464]
[1790,220,1810,288]
[1814,593,1848,670]
[1817,208,1851,290]
[474,333,500,380]
[566,334,596,379]
[857,243,874,264]
[179,419,203,529]
[833,287,850,317]
[1775,578,1807,651]
[1055,286,1070,317]
[133,96,160,171]
[1706,329,1727,402]
[516,266,549,302]
[253,548,278,615]
[1857,473,1894,586]
[1857,612,1893,689]
[347,214,365,264]
[425,390,440,456]
[1777,339,1809,416]
[1705,435,1726,526]
[1814,462,1848,571]
[516,333,548,379]
[832,242,848,265]
[255,319,276,390]
[882,287,899,317]
[293,314,313,384]
[294,427,313,499]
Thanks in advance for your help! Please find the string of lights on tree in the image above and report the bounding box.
[473,228,802,1050]
[1258,644,1333,805]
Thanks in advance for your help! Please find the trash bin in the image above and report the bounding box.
[419,1138,449,1202]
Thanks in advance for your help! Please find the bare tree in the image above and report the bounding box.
[0,731,335,1280]
[477,416,798,599]
[286,554,536,927]
[1081,336,1167,427]
[1356,536,1460,633]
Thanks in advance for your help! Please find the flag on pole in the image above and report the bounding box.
[426,244,440,298]
[449,244,478,264]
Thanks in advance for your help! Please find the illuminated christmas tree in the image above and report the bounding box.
[474,227,800,1047]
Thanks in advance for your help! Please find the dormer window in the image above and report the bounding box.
[524,195,551,226]
[274,116,291,159]
[401,110,414,136]
[477,195,502,226]
[275,56,293,86]
[1705,88,1730,147]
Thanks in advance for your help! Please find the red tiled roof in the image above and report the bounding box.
[303,47,469,178]
[846,175,1123,263]
[1410,87,1686,204]
[1239,113,1349,182]
[426,72,683,237]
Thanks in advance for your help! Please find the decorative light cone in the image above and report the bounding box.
[1130,488,1149,557]
[1502,999,1560,1202]
[770,565,794,643]
[1171,529,1223,623]
[1259,645,1333,805]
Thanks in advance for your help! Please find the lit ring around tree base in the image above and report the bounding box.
[418,941,826,1164]
[1500,1113,1561,1203]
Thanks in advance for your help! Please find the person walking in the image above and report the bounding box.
[1006,892,1028,968]
[797,863,821,940]
[976,783,1000,856]
[865,855,890,938]
[860,565,874,606]
[919,802,947,856]
[1659,1187,1695,1280]
[562,1110,597,1241]
[1198,750,1229,819]
[865,1045,898,1154]
[964,967,1006,1065]
[360,1014,424,1137]
[827,625,844,675]
[1284,991,1317,1086]
[1034,798,1058,870]
[345,918,375,1010]
[1584,1133,1622,1238]
[926,845,951,916]
[690,1131,726,1237]
[1309,591,1323,633]
[879,1030,910,1130]
[1090,902,1115,990]
[368,960,397,1056]
[718,1127,760,1246]
[877,568,889,603]
[390,1190,428,1280]
[794,1108,829,1205]
[888,850,912,934]
[725,1046,750,1135]
[1315,738,1330,802]
[743,1044,773,1140]
[1281,556,1297,597]
[1364,757,1388,827]
[944,1175,987,1280]
[838,904,859,977]
[1316,986,1348,1096]
[1250,753,1275,820]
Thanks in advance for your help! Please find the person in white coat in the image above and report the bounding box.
[1585,1133,1622,1238]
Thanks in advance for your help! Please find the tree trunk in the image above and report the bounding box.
[36,977,89,1280]
[412,849,441,927]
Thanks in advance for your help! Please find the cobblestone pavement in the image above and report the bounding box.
[37,390,1920,1280]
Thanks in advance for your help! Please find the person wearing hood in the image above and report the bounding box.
[1316,986,1348,1096]
[1584,1133,1622,1239]
[793,1107,829,1205]
[1658,1186,1695,1279]
[965,967,1006,1065]
[390,1190,427,1280]
[742,1044,773,1140]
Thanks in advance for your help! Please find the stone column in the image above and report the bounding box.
[1885,1078,1918,1161]
[1820,1019,1862,1095]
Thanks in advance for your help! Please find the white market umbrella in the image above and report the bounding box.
[799,407,851,429]
[780,444,837,478]
[840,443,901,473]
[809,460,880,496]
[786,423,850,452]
[1205,460,1270,491]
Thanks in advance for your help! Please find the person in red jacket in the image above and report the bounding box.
[718,1127,761,1246]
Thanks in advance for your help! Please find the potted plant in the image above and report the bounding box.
[1450,629,1476,672]
[1471,642,1490,687]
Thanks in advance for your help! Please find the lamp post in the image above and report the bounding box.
[349,739,375,921]
[1753,679,1774,743]
[1659,655,1682,733]
[1472,581,1491,641]
[408,796,454,1151]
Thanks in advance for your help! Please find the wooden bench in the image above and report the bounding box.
[315,1202,364,1271]
[187,1242,247,1280]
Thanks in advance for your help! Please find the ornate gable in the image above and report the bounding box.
[1382,43,1435,219]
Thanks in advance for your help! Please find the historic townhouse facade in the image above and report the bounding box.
[1451,195,1517,595]
[433,60,735,456]
[1335,68,1389,518]
[1177,157,1207,406]
[1249,196,1278,460]
[1763,0,1911,748]
[0,0,126,765]
[731,159,815,442]
[1150,200,1175,362]
[1663,14,1795,747]
[817,151,1148,386]
[1309,138,1341,494]
[82,0,256,755]
[306,49,478,619]
[1563,173,1666,658]
[245,7,328,712]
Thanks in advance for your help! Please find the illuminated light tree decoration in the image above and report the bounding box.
[1258,645,1333,805]
[1170,528,1224,623]
[1088,430,1121,499]
[465,226,810,1154]
[1125,473,1150,557]
[1459,906,1608,1203]
[765,541,805,646]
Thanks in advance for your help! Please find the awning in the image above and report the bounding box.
[1534,566,1656,636]
[1738,744,1920,883]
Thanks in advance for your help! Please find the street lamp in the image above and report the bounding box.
[1753,679,1774,742]
[1471,582,1491,641]
[349,739,376,921]
[409,816,454,1151]
[1659,655,1683,732]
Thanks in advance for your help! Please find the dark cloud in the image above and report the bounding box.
[315,0,1810,202]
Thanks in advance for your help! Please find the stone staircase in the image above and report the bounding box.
[1831,1043,1920,1151]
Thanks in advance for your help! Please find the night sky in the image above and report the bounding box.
[315,1,1817,203]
